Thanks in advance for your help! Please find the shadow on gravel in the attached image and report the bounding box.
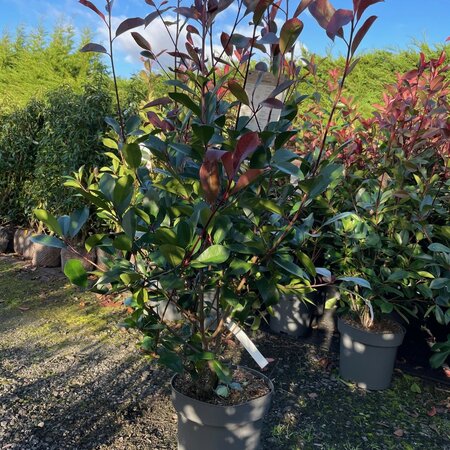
[1,339,173,450]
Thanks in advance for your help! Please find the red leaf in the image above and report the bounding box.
[427,406,437,417]
[294,0,315,17]
[200,150,226,204]
[79,42,108,54]
[279,18,304,54]
[308,0,336,29]
[351,15,377,55]
[356,0,383,21]
[221,152,234,179]
[200,159,221,204]
[221,32,233,57]
[326,9,354,41]
[231,168,267,194]
[260,97,284,109]
[232,132,261,175]
[253,0,275,25]
[270,0,282,21]
[174,7,201,20]
[131,32,152,51]
[143,97,172,108]
[446,36,450,42]
[79,0,106,22]
[187,25,200,35]
[116,17,145,38]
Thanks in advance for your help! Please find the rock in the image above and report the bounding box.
[37,422,45,428]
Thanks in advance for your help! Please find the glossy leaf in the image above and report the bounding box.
[351,15,377,55]
[338,276,372,289]
[64,259,88,288]
[191,245,230,267]
[80,43,107,54]
[69,207,90,238]
[31,234,66,249]
[116,17,145,37]
[200,158,221,204]
[356,0,383,21]
[253,0,274,25]
[131,32,152,51]
[169,92,201,117]
[428,243,450,253]
[231,168,266,194]
[34,209,63,236]
[279,18,303,54]
[308,0,336,29]
[208,360,231,383]
[294,0,315,17]
[160,244,185,267]
[228,80,250,105]
[79,0,105,21]
[326,9,353,41]
[123,143,142,169]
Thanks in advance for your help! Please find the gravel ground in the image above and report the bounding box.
[1,255,449,450]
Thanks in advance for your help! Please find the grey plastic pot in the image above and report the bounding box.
[338,317,405,390]
[171,367,273,450]
[270,294,316,337]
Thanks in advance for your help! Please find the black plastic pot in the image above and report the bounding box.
[270,294,314,337]
[338,317,405,390]
[171,367,273,450]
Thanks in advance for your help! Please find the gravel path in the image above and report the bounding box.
[1,255,449,450]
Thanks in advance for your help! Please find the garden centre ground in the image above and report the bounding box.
[0,255,449,450]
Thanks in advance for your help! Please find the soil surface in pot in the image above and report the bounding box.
[173,367,271,406]
[341,315,404,334]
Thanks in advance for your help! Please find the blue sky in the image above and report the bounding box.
[0,0,449,77]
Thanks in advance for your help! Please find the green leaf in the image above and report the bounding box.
[85,234,105,252]
[338,277,372,289]
[191,245,230,268]
[113,234,133,251]
[297,251,316,277]
[429,243,450,253]
[208,360,231,383]
[169,92,201,117]
[158,348,183,373]
[113,175,134,214]
[273,256,308,279]
[64,259,88,288]
[160,244,185,267]
[430,349,450,368]
[228,80,249,105]
[123,143,142,169]
[34,209,62,236]
[103,137,118,149]
[176,220,193,248]
[323,212,355,226]
[258,198,283,215]
[30,234,66,249]
[122,208,137,239]
[69,207,89,238]
[430,278,449,290]
[410,383,421,393]
[256,277,279,306]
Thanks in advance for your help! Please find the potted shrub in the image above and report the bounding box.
[35,0,382,446]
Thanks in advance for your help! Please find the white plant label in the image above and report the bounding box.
[226,319,269,369]
[240,71,286,131]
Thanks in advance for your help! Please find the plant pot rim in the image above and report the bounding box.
[338,316,405,348]
[338,315,405,335]
[171,365,274,410]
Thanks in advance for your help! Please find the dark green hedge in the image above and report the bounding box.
[0,83,112,226]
